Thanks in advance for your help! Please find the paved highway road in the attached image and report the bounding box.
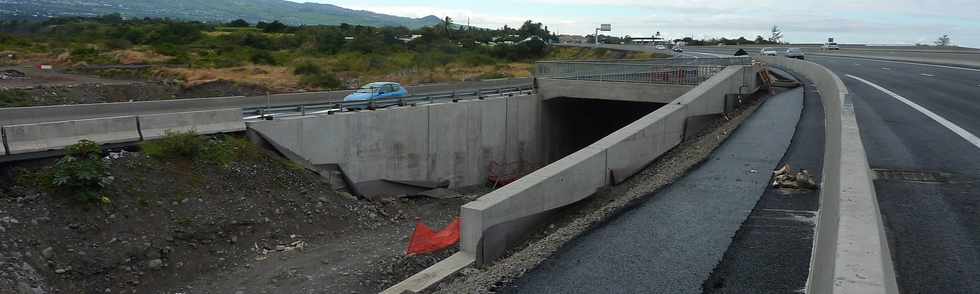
[688,49,980,292]
[809,55,980,293]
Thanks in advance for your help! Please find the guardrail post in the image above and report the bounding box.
[477,88,484,99]
[300,105,306,116]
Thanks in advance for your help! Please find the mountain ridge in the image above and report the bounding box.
[1,0,444,28]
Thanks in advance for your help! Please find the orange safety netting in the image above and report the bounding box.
[406,217,460,256]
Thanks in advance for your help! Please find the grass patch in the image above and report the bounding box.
[141,130,261,166]
[0,90,34,107]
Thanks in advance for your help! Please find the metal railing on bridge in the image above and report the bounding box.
[535,57,750,85]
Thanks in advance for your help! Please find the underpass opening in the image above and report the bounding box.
[544,97,664,162]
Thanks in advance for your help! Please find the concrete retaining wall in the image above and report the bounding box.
[247,95,543,187]
[2,116,140,154]
[461,65,759,264]
[537,79,692,103]
[756,56,897,294]
[139,108,245,140]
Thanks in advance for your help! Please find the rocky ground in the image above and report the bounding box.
[0,136,467,294]
[434,89,777,293]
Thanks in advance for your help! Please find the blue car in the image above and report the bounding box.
[343,82,408,110]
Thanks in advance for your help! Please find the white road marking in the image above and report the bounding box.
[847,74,980,150]
[920,73,935,77]
[820,55,980,72]
[881,67,891,70]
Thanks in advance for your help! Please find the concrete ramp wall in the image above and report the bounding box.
[246,95,544,187]
[461,65,759,264]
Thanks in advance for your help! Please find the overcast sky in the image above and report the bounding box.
[295,0,980,48]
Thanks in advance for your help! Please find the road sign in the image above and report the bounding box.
[600,24,611,31]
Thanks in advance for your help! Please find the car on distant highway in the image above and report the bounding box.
[343,82,408,110]
[760,47,778,56]
[822,42,840,50]
[784,48,805,59]
[655,45,667,50]
[672,47,683,52]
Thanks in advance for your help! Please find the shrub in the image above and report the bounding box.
[293,62,322,75]
[300,72,342,89]
[50,140,113,203]
[250,50,278,65]
[141,130,260,166]
[105,38,133,50]
[142,130,206,159]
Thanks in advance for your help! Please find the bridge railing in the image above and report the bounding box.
[535,57,749,85]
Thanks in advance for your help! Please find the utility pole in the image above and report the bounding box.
[595,24,611,46]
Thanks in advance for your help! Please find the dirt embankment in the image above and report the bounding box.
[0,80,270,108]
[0,137,465,293]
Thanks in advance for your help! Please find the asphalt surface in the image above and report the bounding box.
[703,68,823,294]
[505,87,803,293]
[688,47,980,293]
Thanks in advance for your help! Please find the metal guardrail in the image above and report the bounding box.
[535,63,727,85]
[242,84,534,119]
[538,56,751,66]
[535,57,749,85]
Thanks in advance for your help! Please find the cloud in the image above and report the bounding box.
[295,0,980,47]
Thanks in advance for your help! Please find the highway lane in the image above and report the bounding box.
[804,55,980,293]
[688,48,980,292]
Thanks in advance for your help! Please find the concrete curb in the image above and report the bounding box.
[380,252,475,294]
[756,56,898,294]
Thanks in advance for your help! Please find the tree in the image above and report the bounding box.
[261,20,288,33]
[443,16,452,35]
[935,34,951,46]
[769,25,783,44]
[227,19,250,27]
[754,35,766,44]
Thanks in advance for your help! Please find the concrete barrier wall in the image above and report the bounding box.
[2,116,140,154]
[247,95,543,187]
[673,65,758,116]
[461,64,759,264]
[537,79,692,103]
[756,56,898,294]
[138,108,246,140]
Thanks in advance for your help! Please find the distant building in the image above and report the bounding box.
[397,34,423,43]
[558,34,588,44]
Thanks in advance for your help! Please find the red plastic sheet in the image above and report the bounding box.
[406,217,460,256]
